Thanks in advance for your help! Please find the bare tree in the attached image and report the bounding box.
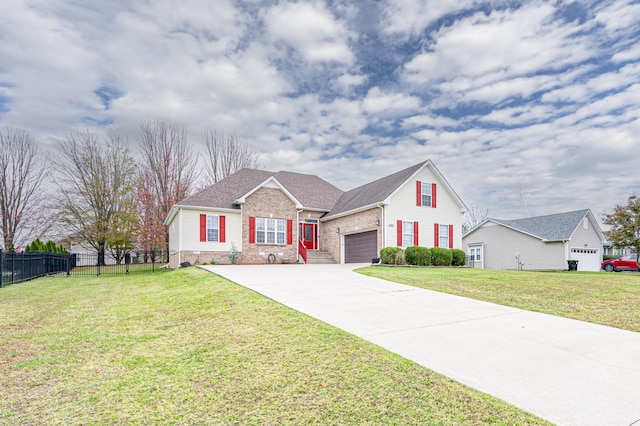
[203,129,264,185]
[462,204,491,233]
[53,129,139,265]
[0,127,47,251]
[137,119,197,254]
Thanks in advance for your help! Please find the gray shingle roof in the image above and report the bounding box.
[491,209,590,241]
[176,168,343,211]
[325,161,428,218]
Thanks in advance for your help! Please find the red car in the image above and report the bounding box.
[601,255,640,272]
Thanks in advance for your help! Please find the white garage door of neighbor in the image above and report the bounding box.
[570,248,600,271]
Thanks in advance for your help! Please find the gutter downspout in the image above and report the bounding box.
[296,209,303,263]
[178,208,183,266]
[378,204,385,252]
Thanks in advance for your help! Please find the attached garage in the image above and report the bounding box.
[570,248,601,271]
[344,230,378,263]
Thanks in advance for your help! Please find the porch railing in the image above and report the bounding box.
[298,239,307,264]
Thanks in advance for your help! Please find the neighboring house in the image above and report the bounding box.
[462,209,606,271]
[164,160,467,267]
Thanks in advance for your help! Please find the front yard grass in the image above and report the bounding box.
[0,267,549,425]
[357,267,640,332]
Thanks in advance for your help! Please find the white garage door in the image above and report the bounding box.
[570,248,600,271]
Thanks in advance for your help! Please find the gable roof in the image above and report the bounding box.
[323,160,466,219]
[174,168,343,212]
[468,209,603,242]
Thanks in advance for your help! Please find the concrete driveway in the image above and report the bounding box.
[201,263,640,426]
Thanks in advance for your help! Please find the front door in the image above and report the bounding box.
[301,223,317,250]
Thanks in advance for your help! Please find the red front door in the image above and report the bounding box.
[301,223,317,250]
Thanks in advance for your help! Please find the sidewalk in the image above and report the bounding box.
[201,264,640,426]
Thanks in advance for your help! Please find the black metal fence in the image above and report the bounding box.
[0,250,176,287]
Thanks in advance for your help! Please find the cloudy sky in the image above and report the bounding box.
[1,0,639,221]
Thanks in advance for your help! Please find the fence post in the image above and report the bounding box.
[0,249,3,288]
[66,253,71,276]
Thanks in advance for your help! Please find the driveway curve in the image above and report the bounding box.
[201,263,640,426]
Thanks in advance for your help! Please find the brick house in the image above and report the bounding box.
[165,160,467,266]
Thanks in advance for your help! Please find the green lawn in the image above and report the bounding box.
[358,267,640,332]
[0,268,549,425]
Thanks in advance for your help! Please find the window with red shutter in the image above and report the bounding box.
[432,183,437,208]
[249,217,256,243]
[200,214,206,242]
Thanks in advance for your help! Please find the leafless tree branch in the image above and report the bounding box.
[0,127,47,250]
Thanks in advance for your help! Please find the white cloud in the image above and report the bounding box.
[0,0,638,222]
[362,87,421,116]
[263,2,354,64]
[381,0,478,36]
[403,3,596,89]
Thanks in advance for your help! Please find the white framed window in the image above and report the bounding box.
[207,215,219,242]
[421,182,432,207]
[470,247,481,261]
[439,224,449,248]
[402,221,414,247]
[256,218,286,245]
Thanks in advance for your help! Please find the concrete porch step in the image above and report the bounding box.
[305,250,336,264]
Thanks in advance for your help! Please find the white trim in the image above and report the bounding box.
[467,242,484,269]
[234,176,303,209]
[165,205,239,225]
[321,202,385,221]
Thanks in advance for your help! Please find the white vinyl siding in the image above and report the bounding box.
[176,208,241,252]
[463,223,565,270]
[385,167,463,250]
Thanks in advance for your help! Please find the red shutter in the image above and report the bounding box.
[413,221,419,246]
[432,183,437,208]
[249,217,255,243]
[287,220,293,245]
[200,214,206,242]
[416,181,422,206]
[219,216,226,243]
[434,223,439,247]
[448,224,453,249]
[397,220,403,246]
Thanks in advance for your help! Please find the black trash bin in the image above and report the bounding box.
[567,260,579,271]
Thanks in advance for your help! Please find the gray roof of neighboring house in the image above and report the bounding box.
[490,209,590,241]
[176,168,344,211]
[325,161,428,218]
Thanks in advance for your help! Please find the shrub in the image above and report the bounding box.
[431,247,453,266]
[380,247,402,265]
[451,249,466,266]
[405,246,431,266]
[228,244,239,264]
[394,249,406,265]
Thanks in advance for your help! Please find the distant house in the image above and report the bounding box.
[462,209,606,271]
[164,160,467,266]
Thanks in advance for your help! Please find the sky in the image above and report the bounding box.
[1,0,639,222]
